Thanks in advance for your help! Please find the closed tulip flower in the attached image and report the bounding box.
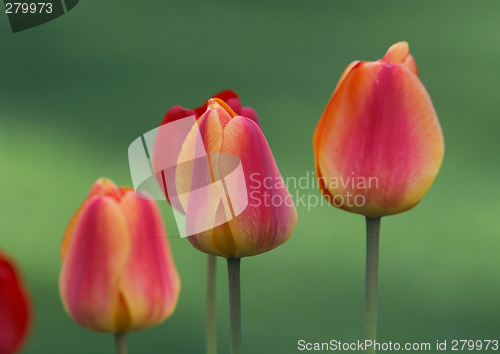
[179,98,297,258]
[59,178,180,350]
[313,41,444,217]
[313,42,444,353]
[151,91,262,354]
[0,251,31,354]
[171,98,296,353]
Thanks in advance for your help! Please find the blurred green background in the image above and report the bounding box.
[1,1,499,353]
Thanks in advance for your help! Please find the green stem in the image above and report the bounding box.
[227,258,241,354]
[114,333,128,354]
[364,217,381,354]
[206,255,217,354]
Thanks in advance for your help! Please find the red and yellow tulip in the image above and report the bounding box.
[313,41,444,217]
[0,250,31,354]
[178,98,297,258]
[59,178,180,333]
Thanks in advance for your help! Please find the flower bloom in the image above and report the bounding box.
[313,42,444,217]
[178,98,297,258]
[0,251,31,354]
[59,178,180,333]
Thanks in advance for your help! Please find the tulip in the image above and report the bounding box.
[313,41,444,217]
[179,98,297,258]
[313,42,444,354]
[153,91,262,354]
[0,251,31,354]
[175,98,297,354]
[59,178,180,351]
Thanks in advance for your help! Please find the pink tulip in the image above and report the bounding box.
[313,42,444,217]
[179,98,297,258]
[59,178,180,333]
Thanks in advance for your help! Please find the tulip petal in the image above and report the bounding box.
[162,105,198,125]
[0,253,30,354]
[382,41,410,64]
[177,107,228,254]
[313,60,362,158]
[118,191,180,331]
[173,106,224,214]
[403,54,418,75]
[61,178,123,260]
[240,106,260,126]
[59,196,130,332]
[381,41,418,74]
[60,202,85,260]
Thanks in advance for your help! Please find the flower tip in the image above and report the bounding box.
[382,41,410,64]
[89,178,122,201]
[208,98,238,118]
[94,177,117,188]
[381,41,418,75]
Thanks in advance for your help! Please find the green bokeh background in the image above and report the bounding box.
[1,1,499,353]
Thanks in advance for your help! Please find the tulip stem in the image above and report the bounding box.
[227,258,241,354]
[364,217,381,354]
[206,254,217,354]
[114,333,128,354]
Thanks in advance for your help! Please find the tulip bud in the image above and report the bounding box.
[59,178,180,333]
[178,98,297,258]
[313,42,444,217]
[0,250,31,354]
